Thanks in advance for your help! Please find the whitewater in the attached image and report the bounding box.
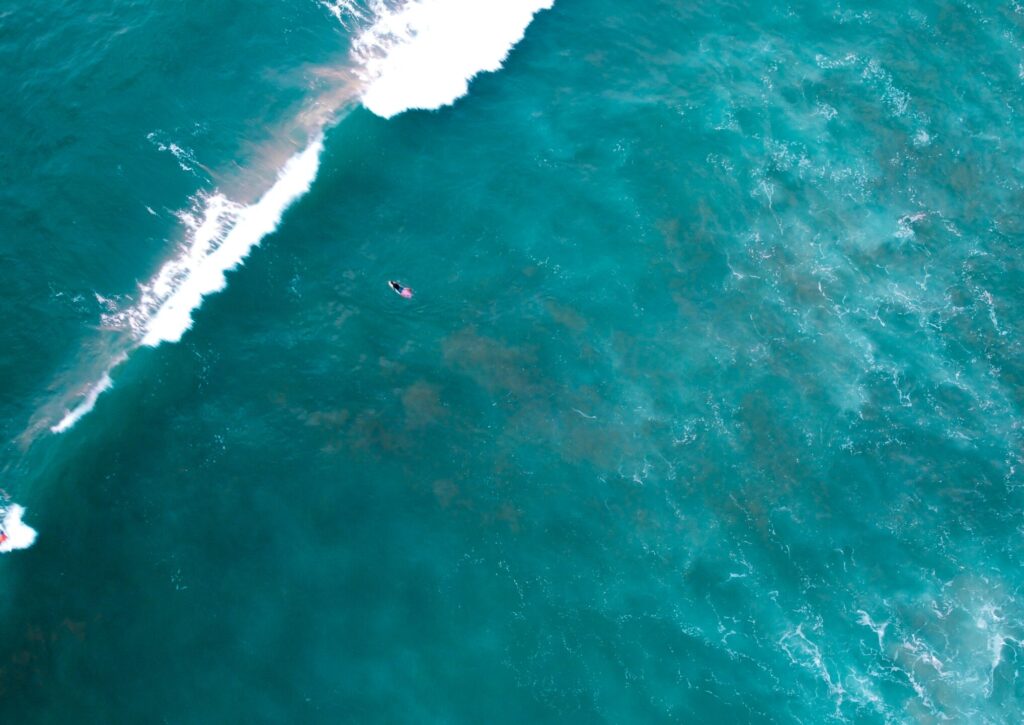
[0,505,37,553]
[48,0,553,432]
[8,0,555,552]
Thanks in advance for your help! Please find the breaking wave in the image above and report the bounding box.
[43,0,554,439]
[50,354,126,433]
[336,0,554,118]
[0,504,38,553]
[125,139,323,347]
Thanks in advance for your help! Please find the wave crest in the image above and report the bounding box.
[337,0,554,118]
[43,0,554,436]
[124,139,322,348]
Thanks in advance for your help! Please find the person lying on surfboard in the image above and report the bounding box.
[388,280,413,299]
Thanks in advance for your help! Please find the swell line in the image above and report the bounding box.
[46,0,554,436]
[11,0,555,552]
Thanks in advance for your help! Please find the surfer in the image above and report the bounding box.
[388,280,413,299]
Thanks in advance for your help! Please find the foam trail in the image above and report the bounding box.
[0,505,38,553]
[342,0,555,118]
[140,138,323,346]
[50,138,321,434]
[50,354,126,434]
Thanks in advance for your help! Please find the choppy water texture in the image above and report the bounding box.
[3,0,1024,721]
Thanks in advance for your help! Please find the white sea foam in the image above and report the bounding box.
[855,609,889,650]
[50,139,320,433]
[130,0,557,348]
[0,504,37,553]
[342,0,554,118]
[147,131,202,175]
[136,138,323,347]
[50,355,126,434]
[46,0,552,435]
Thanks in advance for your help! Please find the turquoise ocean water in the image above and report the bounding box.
[3,0,1024,721]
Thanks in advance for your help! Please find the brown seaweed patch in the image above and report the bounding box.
[432,479,476,512]
[268,390,351,431]
[433,479,458,509]
[544,299,588,332]
[442,326,542,397]
[0,615,95,698]
[320,296,360,330]
[302,409,350,428]
[402,381,446,430]
[378,356,406,373]
[657,218,687,273]
[559,414,623,469]
[492,502,522,533]
[61,618,86,642]
[348,408,409,456]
